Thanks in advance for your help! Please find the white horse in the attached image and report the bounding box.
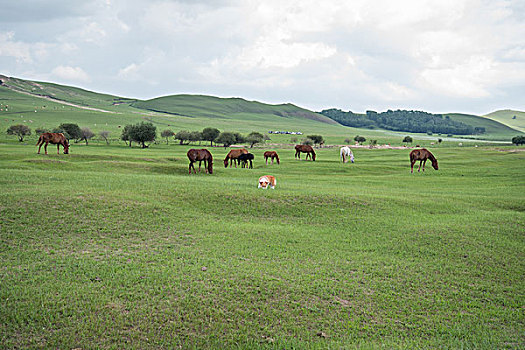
[340,146,354,163]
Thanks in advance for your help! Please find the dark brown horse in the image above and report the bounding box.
[187,149,213,174]
[295,144,316,161]
[36,133,69,154]
[224,148,248,168]
[263,151,280,165]
[410,148,438,173]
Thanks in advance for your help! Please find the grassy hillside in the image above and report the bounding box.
[483,109,525,133]
[0,75,518,144]
[1,143,523,348]
[132,94,337,124]
[445,113,524,140]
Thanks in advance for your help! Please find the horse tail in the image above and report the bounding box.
[36,135,43,146]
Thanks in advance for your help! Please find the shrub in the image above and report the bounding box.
[511,135,525,145]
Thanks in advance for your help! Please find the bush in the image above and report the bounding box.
[57,123,82,141]
[403,136,413,143]
[354,135,366,144]
[302,138,314,146]
[511,135,525,145]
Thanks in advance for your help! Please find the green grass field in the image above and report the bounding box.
[1,141,523,349]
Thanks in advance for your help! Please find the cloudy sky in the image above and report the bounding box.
[1,0,524,114]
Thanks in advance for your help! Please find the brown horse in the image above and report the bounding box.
[224,148,248,168]
[263,151,280,165]
[295,144,316,161]
[410,148,438,173]
[36,133,70,154]
[187,148,213,174]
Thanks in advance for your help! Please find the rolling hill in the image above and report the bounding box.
[0,74,522,144]
[483,109,525,133]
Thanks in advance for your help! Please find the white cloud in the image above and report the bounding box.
[51,66,90,83]
[0,32,33,63]
[0,0,523,114]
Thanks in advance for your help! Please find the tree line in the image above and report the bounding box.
[5,123,269,148]
[320,108,480,135]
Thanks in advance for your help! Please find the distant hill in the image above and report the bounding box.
[483,110,525,133]
[444,113,523,140]
[131,95,337,124]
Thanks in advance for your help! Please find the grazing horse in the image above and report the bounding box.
[187,148,213,174]
[410,148,438,173]
[224,148,248,168]
[238,153,254,169]
[340,146,354,163]
[294,144,316,161]
[263,151,280,165]
[36,132,69,154]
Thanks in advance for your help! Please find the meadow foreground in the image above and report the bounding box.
[0,143,523,349]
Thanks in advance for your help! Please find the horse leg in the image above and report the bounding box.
[189,161,193,174]
[411,160,415,173]
[37,141,43,154]
[249,160,253,169]
[57,144,60,154]
[271,157,274,165]
[418,160,423,172]
[265,156,268,165]
[44,142,49,155]
[422,159,427,172]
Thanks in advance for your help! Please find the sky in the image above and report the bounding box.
[1,0,524,115]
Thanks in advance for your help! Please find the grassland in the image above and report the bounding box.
[483,110,525,133]
[0,140,523,349]
[445,113,523,141]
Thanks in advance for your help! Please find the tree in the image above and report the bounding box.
[202,127,220,146]
[354,135,366,144]
[307,135,324,148]
[161,129,175,144]
[174,130,191,145]
[81,127,95,145]
[438,138,443,144]
[7,124,31,142]
[129,122,156,148]
[246,132,264,148]
[189,131,202,145]
[121,125,134,147]
[403,136,413,144]
[215,132,236,147]
[512,135,525,145]
[99,131,110,145]
[233,132,245,144]
[58,123,82,141]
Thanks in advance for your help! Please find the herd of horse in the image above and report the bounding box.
[35,132,439,174]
